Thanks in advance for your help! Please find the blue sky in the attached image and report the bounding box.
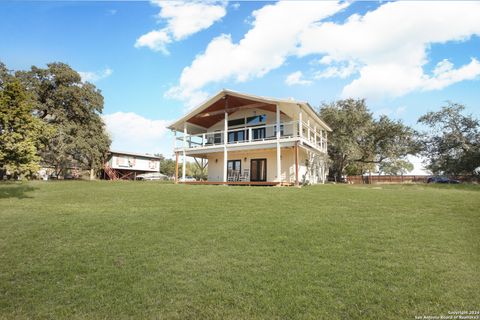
[1,1,479,170]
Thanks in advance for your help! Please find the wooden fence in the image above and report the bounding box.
[346,175,479,184]
[346,175,429,184]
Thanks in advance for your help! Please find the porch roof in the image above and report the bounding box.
[167,89,332,134]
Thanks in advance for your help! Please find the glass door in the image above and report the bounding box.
[227,160,242,181]
[250,159,267,181]
[252,127,266,140]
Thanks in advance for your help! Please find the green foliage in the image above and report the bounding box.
[0,69,53,178]
[16,62,111,177]
[378,159,414,175]
[156,154,208,180]
[320,99,418,180]
[155,154,177,177]
[187,159,208,180]
[418,102,480,176]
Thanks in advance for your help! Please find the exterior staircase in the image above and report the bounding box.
[104,164,119,180]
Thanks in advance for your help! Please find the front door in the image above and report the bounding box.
[250,159,267,182]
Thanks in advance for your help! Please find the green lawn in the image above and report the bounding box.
[0,182,479,319]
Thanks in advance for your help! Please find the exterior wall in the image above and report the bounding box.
[207,148,294,182]
[108,154,160,172]
[206,147,327,184]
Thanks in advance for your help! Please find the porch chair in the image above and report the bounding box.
[239,169,250,182]
[227,169,235,182]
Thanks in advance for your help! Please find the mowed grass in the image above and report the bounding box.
[0,182,479,319]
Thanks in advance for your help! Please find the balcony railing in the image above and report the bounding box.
[174,120,327,152]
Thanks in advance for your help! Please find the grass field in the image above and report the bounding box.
[0,181,479,319]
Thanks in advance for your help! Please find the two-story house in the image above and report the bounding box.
[168,90,331,186]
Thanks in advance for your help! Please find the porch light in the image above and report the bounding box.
[244,157,247,162]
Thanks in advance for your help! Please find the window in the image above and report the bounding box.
[214,131,222,144]
[228,118,245,127]
[227,160,241,172]
[228,130,245,143]
[252,127,266,140]
[246,114,266,125]
[274,124,284,137]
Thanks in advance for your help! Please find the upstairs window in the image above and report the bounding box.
[246,114,266,125]
[228,118,245,127]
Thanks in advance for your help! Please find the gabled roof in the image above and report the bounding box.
[168,89,332,132]
[109,150,162,159]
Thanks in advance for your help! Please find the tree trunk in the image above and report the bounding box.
[89,168,95,180]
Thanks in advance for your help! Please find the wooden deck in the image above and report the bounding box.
[178,181,294,186]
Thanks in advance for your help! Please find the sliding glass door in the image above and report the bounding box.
[250,159,267,182]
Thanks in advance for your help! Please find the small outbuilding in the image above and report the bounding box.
[103,150,161,180]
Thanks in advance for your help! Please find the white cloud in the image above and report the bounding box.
[168,1,348,106]
[231,2,240,10]
[135,0,227,54]
[165,86,209,110]
[297,1,480,99]
[423,58,480,91]
[78,68,113,83]
[135,29,171,54]
[314,61,357,79]
[285,71,312,86]
[102,112,172,156]
[166,1,480,106]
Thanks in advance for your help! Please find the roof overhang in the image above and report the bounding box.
[109,150,162,159]
[167,89,332,133]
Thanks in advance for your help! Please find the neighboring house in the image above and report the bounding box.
[103,150,161,180]
[168,90,331,186]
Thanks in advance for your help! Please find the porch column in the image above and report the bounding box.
[276,104,281,182]
[175,152,179,184]
[182,123,187,181]
[223,111,228,182]
[299,111,303,139]
[325,131,328,152]
[307,119,311,141]
[314,125,317,146]
[294,141,299,186]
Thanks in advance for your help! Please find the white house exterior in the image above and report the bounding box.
[168,90,331,186]
[103,150,161,180]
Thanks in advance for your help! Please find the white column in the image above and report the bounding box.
[314,125,317,145]
[173,130,176,153]
[182,124,187,181]
[223,112,228,182]
[299,111,303,139]
[307,119,311,141]
[276,104,281,182]
[276,104,281,139]
[325,131,328,152]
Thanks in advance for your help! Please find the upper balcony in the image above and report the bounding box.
[173,120,327,154]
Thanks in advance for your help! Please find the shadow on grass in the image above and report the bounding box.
[0,184,37,199]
